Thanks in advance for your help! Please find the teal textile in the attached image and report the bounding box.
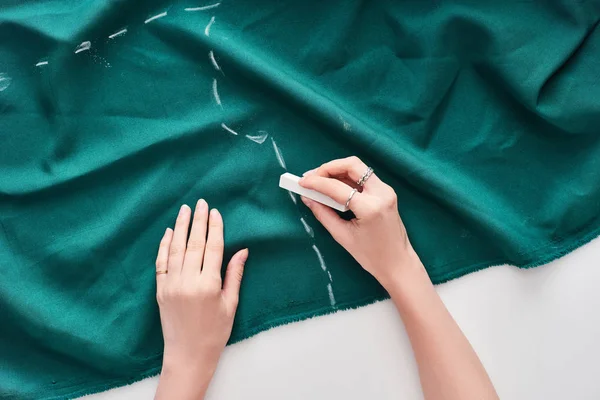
[1,1,600,398]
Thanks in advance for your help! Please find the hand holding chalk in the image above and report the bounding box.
[296,156,424,288]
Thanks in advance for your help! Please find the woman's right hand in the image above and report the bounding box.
[299,156,424,288]
[302,156,500,400]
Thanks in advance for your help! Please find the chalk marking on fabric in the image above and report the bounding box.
[327,283,336,307]
[312,244,327,272]
[270,137,287,169]
[212,78,222,108]
[0,73,11,91]
[300,217,315,238]
[185,3,220,12]
[245,131,269,144]
[35,61,49,67]
[205,16,215,36]
[288,191,298,205]
[109,28,128,39]
[221,123,239,136]
[91,53,112,68]
[312,240,337,307]
[145,11,167,24]
[74,41,91,54]
[338,114,351,131]
[208,50,221,72]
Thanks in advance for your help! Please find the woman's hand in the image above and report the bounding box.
[154,200,248,400]
[299,156,422,288]
[301,156,499,400]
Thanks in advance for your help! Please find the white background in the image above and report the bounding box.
[85,237,600,400]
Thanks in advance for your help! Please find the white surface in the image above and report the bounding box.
[84,237,600,400]
[279,172,349,212]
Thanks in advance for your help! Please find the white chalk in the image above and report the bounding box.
[279,173,348,212]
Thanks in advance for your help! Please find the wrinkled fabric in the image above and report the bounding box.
[1,0,600,398]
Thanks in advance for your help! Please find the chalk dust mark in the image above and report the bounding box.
[338,114,351,131]
[109,28,127,39]
[74,41,91,54]
[91,52,112,68]
[245,131,269,144]
[310,231,337,308]
[185,3,220,12]
[208,50,221,72]
[0,73,11,91]
[221,123,239,136]
[145,11,167,24]
[300,217,314,238]
[312,245,327,272]
[205,16,215,36]
[270,137,287,169]
[212,78,222,108]
[327,283,336,307]
[35,61,49,67]
[288,191,297,205]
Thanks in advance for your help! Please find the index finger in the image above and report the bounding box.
[313,156,382,191]
[299,175,369,217]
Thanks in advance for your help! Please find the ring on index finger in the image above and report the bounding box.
[357,167,374,187]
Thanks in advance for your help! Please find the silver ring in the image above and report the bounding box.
[345,188,358,210]
[357,167,374,187]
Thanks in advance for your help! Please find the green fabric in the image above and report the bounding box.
[1,0,600,398]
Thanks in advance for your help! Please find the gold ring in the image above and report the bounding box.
[156,270,168,275]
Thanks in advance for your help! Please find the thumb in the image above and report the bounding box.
[301,197,351,246]
[223,248,248,308]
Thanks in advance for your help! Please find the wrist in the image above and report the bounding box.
[378,250,429,296]
[162,350,218,379]
[158,352,217,399]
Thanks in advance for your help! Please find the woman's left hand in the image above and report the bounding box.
[154,200,248,400]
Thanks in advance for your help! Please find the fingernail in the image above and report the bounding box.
[210,208,220,218]
[164,227,169,235]
[302,168,316,176]
[197,198,207,209]
[179,204,189,216]
[240,248,249,263]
